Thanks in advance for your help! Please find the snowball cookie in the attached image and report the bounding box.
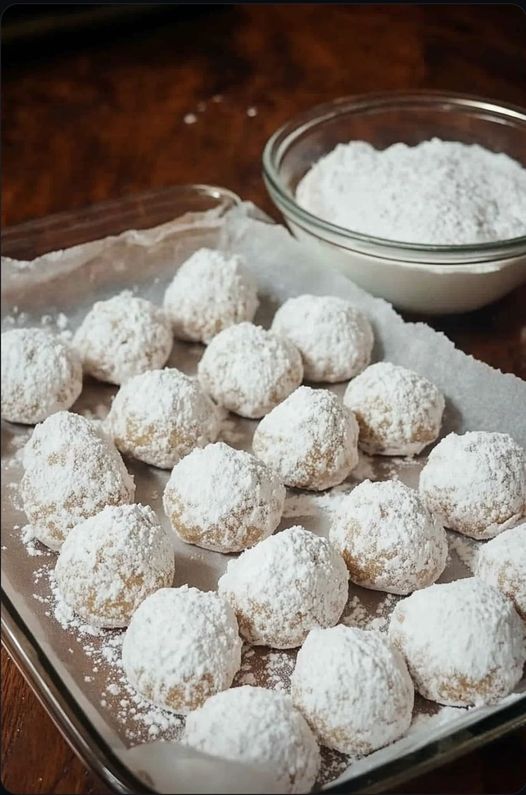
[252,387,359,491]
[122,585,242,713]
[1,328,82,424]
[343,362,445,456]
[218,526,348,648]
[163,248,259,344]
[331,479,447,595]
[291,626,414,755]
[107,368,220,469]
[163,442,285,553]
[197,322,303,419]
[21,411,135,550]
[73,291,172,385]
[271,294,374,383]
[55,504,174,628]
[184,686,320,794]
[475,524,526,619]
[389,578,526,707]
[420,431,526,540]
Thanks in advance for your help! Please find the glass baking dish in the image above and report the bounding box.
[1,185,525,794]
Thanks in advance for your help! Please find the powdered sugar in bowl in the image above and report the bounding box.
[263,92,526,314]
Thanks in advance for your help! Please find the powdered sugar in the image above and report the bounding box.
[389,578,526,707]
[252,386,359,491]
[107,368,220,469]
[291,626,414,755]
[271,294,374,383]
[163,442,285,552]
[121,586,242,714]
[296,139,526,244]
[73,291,173,385]
[197,322,303,419]
[331,479,447,594]
[475,523,526,618]
[420,431,526,539]
[218,526,349,649]
[21,411,135,550]
[184,686,320,794]
[1,328,82,424]
[163,248,258,343]
[55,504,175,627]
[344,362,445,456]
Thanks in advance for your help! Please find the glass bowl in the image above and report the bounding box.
[263,92,526,314]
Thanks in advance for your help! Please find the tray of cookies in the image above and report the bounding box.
[1,185,525,794]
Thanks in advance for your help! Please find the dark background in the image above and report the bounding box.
[2,4,526,794]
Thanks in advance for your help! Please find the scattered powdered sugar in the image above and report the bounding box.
[341,592,399,633]
[107,368,221,469]
[291,626,414,755]
[447,531,479,571]
[331,479,448,594]
[344,362,445,456]
[296,138,526,244]
[1,328,82,424]
[420,431,526,539]
[197,322,303,419]
[163,248,258,344]
[218,526,349,649]
[271,294,373,383]
[389,578,526,707]
[163,442,285,552]
[252,386,359,491]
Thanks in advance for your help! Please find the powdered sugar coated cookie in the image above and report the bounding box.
[271,294,373,383]
[73,291,172,385]
[163,248,258,343]
[197,322,303,419]
[184,686,320,794]
[1,328,82,424]
[218,525,348,649]
[163,442,285,553]
[252,386,359,491]
[291,625,414,755]
[55,504,174,627]
[107,368,220,469]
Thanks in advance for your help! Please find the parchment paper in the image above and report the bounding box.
[1,201,525,794]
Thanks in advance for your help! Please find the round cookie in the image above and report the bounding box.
[291,625,414,755]
[73,292,172,385]
[218,525,348,649]
[163,248,259,343]
[475,523,526,618]
[1,328,82,424]
[271,294,374,383]
[343,362,445,456]
[55,504,174,627]
[184,686,320,794]
[252,386,359,491]
[121,586,242,713]
[419,431,526,539]
[389,578,525,707]
[107,368,220,469]
[331,479,447,594]
[21,411,135,551]
[197,322,303,419]
[163,442,285,553]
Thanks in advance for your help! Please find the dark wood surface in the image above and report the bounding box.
[2,5,525,794]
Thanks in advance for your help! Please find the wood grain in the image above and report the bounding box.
[2,4,525,794]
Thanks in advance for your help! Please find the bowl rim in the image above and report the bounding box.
[262,90,526,258]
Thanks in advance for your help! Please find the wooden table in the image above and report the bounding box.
[2,5,525,793]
